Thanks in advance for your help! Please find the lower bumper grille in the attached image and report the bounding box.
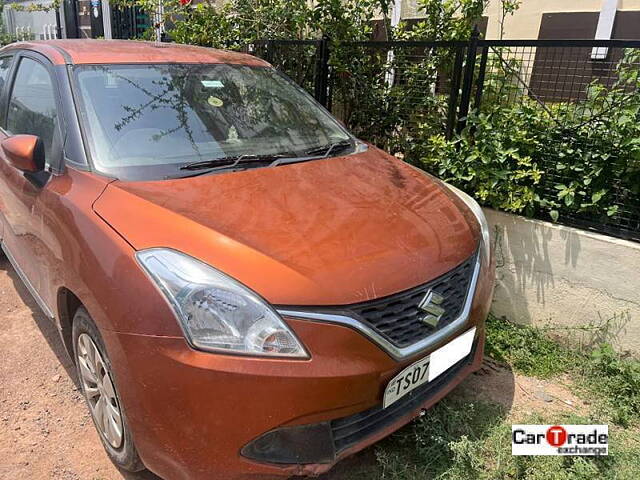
[242,341,479,466]
[330,342,477,453]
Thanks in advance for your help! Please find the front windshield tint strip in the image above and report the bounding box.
[72,63,353,181]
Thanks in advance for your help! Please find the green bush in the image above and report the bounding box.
[416,50,640,222]
[331,46,451,156]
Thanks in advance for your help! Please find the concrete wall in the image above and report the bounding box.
[485,209,640,354]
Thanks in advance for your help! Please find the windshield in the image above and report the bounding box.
[74,63,353,180]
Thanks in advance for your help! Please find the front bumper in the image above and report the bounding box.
[242,338,482,466]
[101,257,494,480]
[104,325,484,480]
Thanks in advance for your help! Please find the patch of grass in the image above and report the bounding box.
[485,315,640,426]
[373,397,507,480]
[485,314,573,378]
[580,344,640,427]
[323,316,640,480]
[367,400,639,480]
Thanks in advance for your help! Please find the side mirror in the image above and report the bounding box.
[1,134,45,173]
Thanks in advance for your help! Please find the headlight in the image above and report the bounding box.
[445,184,491,266]
[136,248,308,358]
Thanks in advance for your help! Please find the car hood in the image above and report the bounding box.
[93,147,479,306]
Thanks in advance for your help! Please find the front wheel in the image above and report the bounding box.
[72,307,144,472]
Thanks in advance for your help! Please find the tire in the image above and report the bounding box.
[72,307,144,472]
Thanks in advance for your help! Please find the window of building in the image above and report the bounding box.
[530,11,640,102]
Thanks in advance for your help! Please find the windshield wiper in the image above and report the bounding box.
[304,140,353,158]
[270,140,356,167]
[168,142,354,179]
[179,154,288,171]
[171,153,296,179]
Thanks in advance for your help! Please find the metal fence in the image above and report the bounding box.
[329,40,464,150]
[237,40,330,104]
[233,35,640,243]
[474,39,640,243]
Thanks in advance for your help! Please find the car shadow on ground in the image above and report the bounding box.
[0,255,80,390]
[115,467,164,480]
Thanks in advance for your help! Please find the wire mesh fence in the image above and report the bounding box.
[476,40,640,241]
[479,42,640,130]
[230,40,325,99]
[328,41,464,157]
[230,37,640,242]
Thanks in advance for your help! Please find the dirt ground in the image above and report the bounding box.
[0,254,585,480]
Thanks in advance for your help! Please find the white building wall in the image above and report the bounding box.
[397,0,640,39]
[3,1,58,40]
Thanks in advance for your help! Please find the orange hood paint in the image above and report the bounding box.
[93,148,479,305]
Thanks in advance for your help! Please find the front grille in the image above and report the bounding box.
[346,251,478,347]
[330,342,476,453]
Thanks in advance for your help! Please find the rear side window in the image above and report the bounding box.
[7,57,58,158]
[0,56,13,128]
[0,56,12,96]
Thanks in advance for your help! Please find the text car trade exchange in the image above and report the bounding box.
[512,425,609,456]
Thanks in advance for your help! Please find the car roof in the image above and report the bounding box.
[0,39,269,67]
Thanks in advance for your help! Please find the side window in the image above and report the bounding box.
[0,56,12,97]
[7,57,58,159]
[0,56,13,128]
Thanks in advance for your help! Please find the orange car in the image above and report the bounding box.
[0,40,494,479]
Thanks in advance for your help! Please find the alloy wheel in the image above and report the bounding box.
[77,333,124,449]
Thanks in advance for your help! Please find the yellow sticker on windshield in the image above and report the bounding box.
[208,96,223,107]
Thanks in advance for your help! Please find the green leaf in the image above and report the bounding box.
[549,210,559,222]
[564,192,575,206]
[591,190,606,204]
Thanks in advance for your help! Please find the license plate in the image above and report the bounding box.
[383,327,476,408]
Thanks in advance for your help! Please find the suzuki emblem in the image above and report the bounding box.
[418,290,446,327]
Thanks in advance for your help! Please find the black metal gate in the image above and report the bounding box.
[111,6,149,40]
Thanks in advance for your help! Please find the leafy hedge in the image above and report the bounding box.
[416,51,640,222]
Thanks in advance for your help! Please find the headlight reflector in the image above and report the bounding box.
[136,248,308,358]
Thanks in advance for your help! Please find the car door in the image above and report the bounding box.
[0,54,15,240]
[0,52,63,316]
